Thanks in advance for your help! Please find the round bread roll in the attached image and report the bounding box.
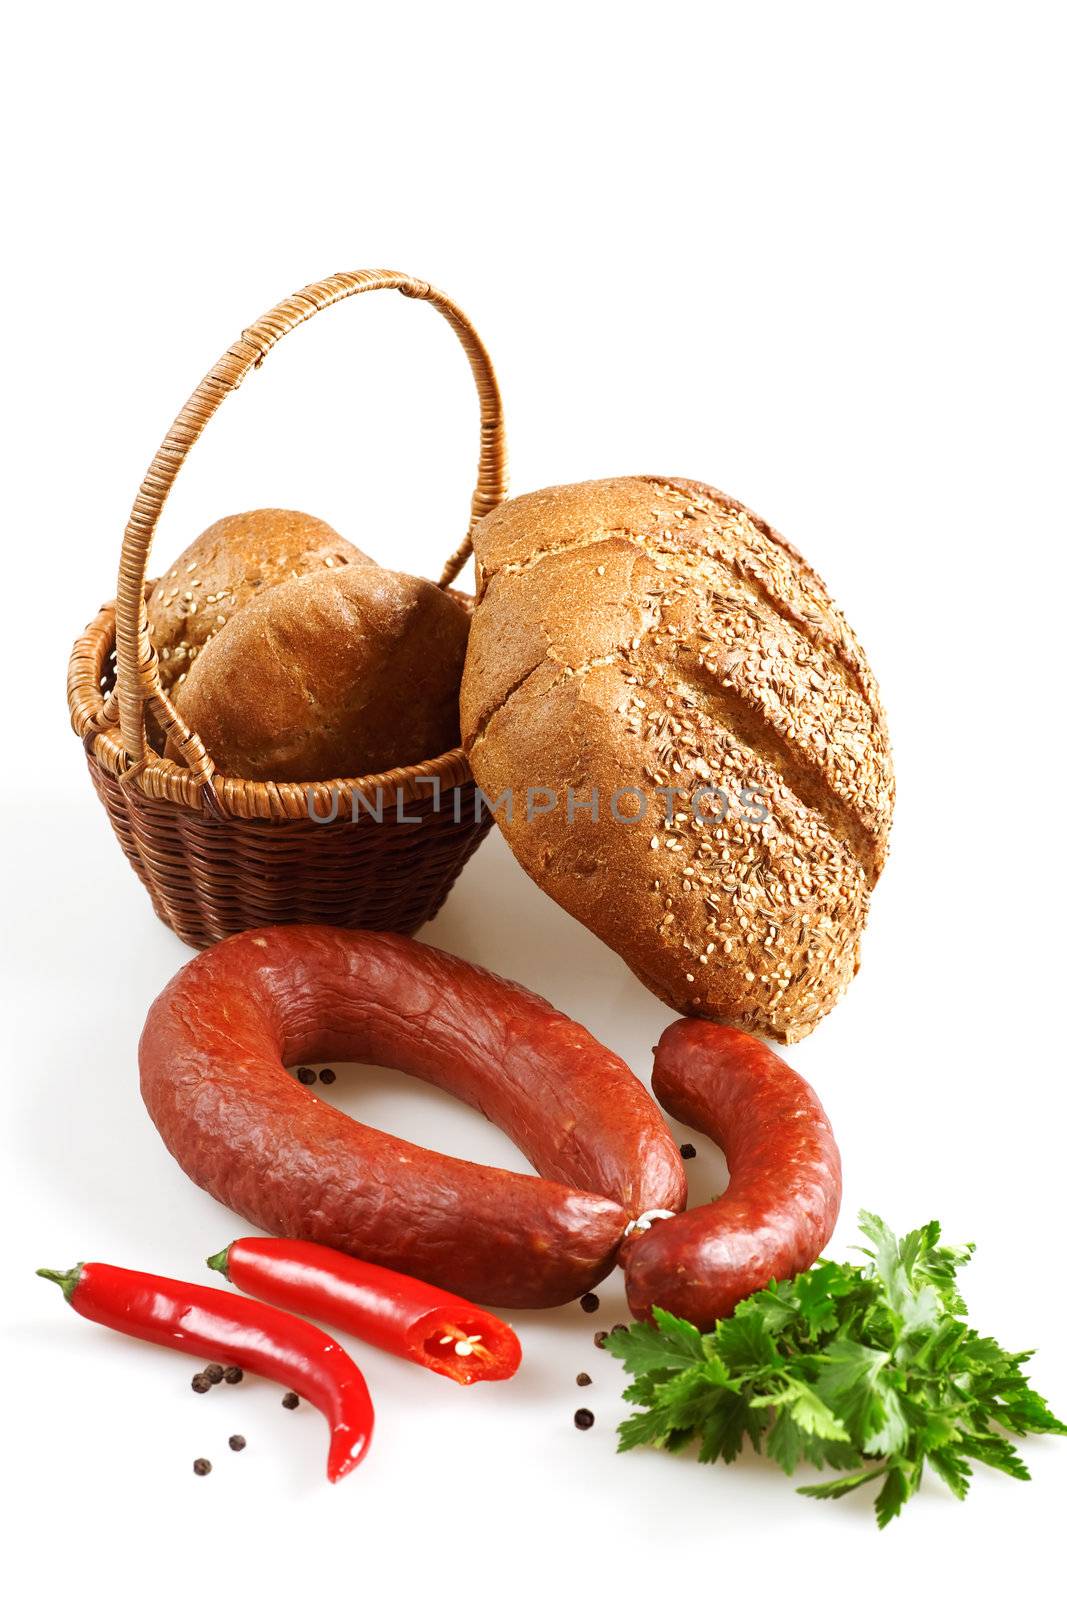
[147,509,373,692]
[460,477,894,1042]
[172,564,469,782]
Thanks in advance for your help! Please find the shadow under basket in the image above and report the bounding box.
[66,269,507,949]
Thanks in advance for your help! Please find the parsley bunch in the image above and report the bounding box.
[606,1213,1064,1526]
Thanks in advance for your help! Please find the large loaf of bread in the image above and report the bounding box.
[460,477,894,1041]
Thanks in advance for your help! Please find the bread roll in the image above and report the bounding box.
[173,564,469,782]
[147,509,373,691]
[460,477,894,1041]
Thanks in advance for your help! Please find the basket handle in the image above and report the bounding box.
[114,269,508,773]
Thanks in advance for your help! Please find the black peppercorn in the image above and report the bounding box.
[593,1330,608,1349]
[612,1323,627,1335]
[229,1435,246,1452]
[282,1391,300,1409]
[193,1458,212,1476]
[680,1142,697,1160]
[204,1363,225,1385]
[191,1372,211,1394]
[296,1067,316,1086]
[223,1366,243,1384]
[318,1068,336,1085]
[576,1372,592,1387]
[579,1292,600,1313]
[574,1408,595,1430]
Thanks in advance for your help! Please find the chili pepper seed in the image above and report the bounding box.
[204,1363,225,1385]
[318,1068,336,1085]
[574,1409,595,1430]
[282,1391,300,1409]
[193,1458,212,1476]
[296,1067,317,1086]
[579,1292,600,1313]
[229,1435,246,1452]
[191,1372,211,1394]
[680,1142,697,1160]
[223,1366,243,1384]
[576,1372,592,1386]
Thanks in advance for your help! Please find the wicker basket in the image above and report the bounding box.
[67,269,507,948]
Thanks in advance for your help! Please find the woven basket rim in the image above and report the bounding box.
[68,597,478,820]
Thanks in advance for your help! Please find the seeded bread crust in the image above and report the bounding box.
[460,477,894,1041]
[172,564,469,782]
[146,509,373,692]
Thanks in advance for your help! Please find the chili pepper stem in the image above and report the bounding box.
[36,1266,83,1303]
[205,1247,232,1279]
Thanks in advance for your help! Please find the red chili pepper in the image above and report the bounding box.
[38,1262,373,1481]
[207,1237,522,1386]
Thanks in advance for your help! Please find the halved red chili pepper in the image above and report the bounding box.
[38,1262,373,1481]
[207,1237,522,1385]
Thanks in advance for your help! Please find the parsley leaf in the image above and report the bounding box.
[606,1213,1065,1527]
[610,1305,707,1377]
[815,1338,908,1455]
[714,1304,781,1372]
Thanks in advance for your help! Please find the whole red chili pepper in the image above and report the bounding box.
[38,1262,373,1481]
[207,1237,522,1385]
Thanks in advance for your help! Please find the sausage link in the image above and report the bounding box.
[622,1019,841,1329]
[140,926,686,1308]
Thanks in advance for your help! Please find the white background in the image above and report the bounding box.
[3,3,1065,1594]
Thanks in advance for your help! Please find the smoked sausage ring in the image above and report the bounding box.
[622,1020,842,1330]
[139,926,687,1308]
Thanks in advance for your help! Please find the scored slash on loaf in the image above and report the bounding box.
[459,476,894,1041]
